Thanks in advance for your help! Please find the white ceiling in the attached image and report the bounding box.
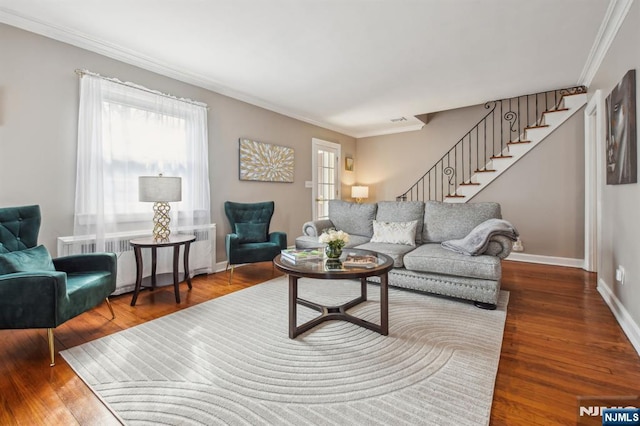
[0,0,611,138]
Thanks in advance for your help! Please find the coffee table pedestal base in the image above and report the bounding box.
[288,275,389,339]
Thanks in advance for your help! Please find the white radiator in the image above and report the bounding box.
[57,224,216,295]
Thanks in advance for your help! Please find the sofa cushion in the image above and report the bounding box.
[375,201,425,244]
[354,242,416,268]
[329,200,377,238]
[403,243,501,281]
[370,220,418,246]
[423,201,502,243]
[0,245,55,274]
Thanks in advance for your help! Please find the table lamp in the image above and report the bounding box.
[139,174,182,241]
[351,185,369,203]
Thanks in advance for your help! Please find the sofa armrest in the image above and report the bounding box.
[53,252,117,275]
[483,235,513,259]
[269,232,287,249]
[302,219,335,237]
[0,271,68,328]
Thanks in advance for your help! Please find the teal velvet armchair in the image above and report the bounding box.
[224,201,287,282]
[0,205,117,366]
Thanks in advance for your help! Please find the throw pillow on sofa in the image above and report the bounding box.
[375,201,425,244]
[370,220,418,246]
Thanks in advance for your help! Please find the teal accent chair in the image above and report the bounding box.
[224,201,287,282]
[0,205,117,366]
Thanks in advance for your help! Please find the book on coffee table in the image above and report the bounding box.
[342,253,378,268]
[281,248,323,263]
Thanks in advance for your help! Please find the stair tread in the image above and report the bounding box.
[459,182,481,186]
[544,108,569,114]
[508,140,531,145]
[525,124,550,130]
[445,194,465,198]
[491,155,513,159]
[474,169,496,173]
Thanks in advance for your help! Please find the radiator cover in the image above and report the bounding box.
[57,224,215,295]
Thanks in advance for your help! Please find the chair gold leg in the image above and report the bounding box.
[105,297,115,319]
[47,328,55,367]
[228,265,234,285]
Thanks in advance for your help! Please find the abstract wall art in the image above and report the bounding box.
[239,138,294,182]
[606,69,637,185]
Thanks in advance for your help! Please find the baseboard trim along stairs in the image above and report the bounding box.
[446,92,587,203]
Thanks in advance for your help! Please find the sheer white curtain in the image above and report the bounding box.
[73,72,211,293]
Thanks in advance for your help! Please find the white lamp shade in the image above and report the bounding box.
[139,176,182,202]
[351,185,369,199]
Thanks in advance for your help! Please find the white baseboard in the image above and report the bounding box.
[597,278,640,356]
[215,261,229,273]
[506,252,585,269]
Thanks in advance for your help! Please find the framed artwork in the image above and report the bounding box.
[345,156,354,171]
[239,138,294,182]
[606,69,637,185]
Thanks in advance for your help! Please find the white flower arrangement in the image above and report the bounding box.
[318,229,350,249]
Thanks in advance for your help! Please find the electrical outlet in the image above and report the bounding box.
[616,266,625,285]
[512,238,524,252]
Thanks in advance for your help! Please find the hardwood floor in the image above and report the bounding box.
[1,261,638,425]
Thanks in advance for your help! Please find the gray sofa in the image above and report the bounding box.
[295,200,515,309]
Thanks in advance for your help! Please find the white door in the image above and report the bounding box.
[312,138,341,220]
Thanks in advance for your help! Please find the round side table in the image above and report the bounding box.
[129,234,196,306]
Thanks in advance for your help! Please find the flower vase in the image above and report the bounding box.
[325,244,342,259]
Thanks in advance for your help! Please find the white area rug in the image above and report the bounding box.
[61,277,508,425]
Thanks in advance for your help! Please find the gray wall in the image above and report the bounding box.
[589,2,640,336]
[357,102,586,259]
[0,23,356,264]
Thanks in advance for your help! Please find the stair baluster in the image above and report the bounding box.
[396,86,587,203]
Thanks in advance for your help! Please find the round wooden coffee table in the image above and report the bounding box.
[273,248,394,338]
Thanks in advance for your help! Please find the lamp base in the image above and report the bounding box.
[152,202,172,242]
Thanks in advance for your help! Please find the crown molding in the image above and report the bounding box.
[578,0,634,87]
[0,8,369,137]
[354,123,425,139]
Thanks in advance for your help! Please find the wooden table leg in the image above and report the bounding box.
[172,245,180,303]
[361,277,367,301]
[131,246,143,306]
[289,275,298,338]
[380,272,389,336]
[184,241,192,290]
[151,247,157,290]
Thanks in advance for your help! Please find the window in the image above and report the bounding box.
[74,72,210,250]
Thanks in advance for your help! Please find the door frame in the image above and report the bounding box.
[584,90,604,273]
[311,138,341,220]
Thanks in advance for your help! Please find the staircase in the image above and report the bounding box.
[397,86,588,203]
